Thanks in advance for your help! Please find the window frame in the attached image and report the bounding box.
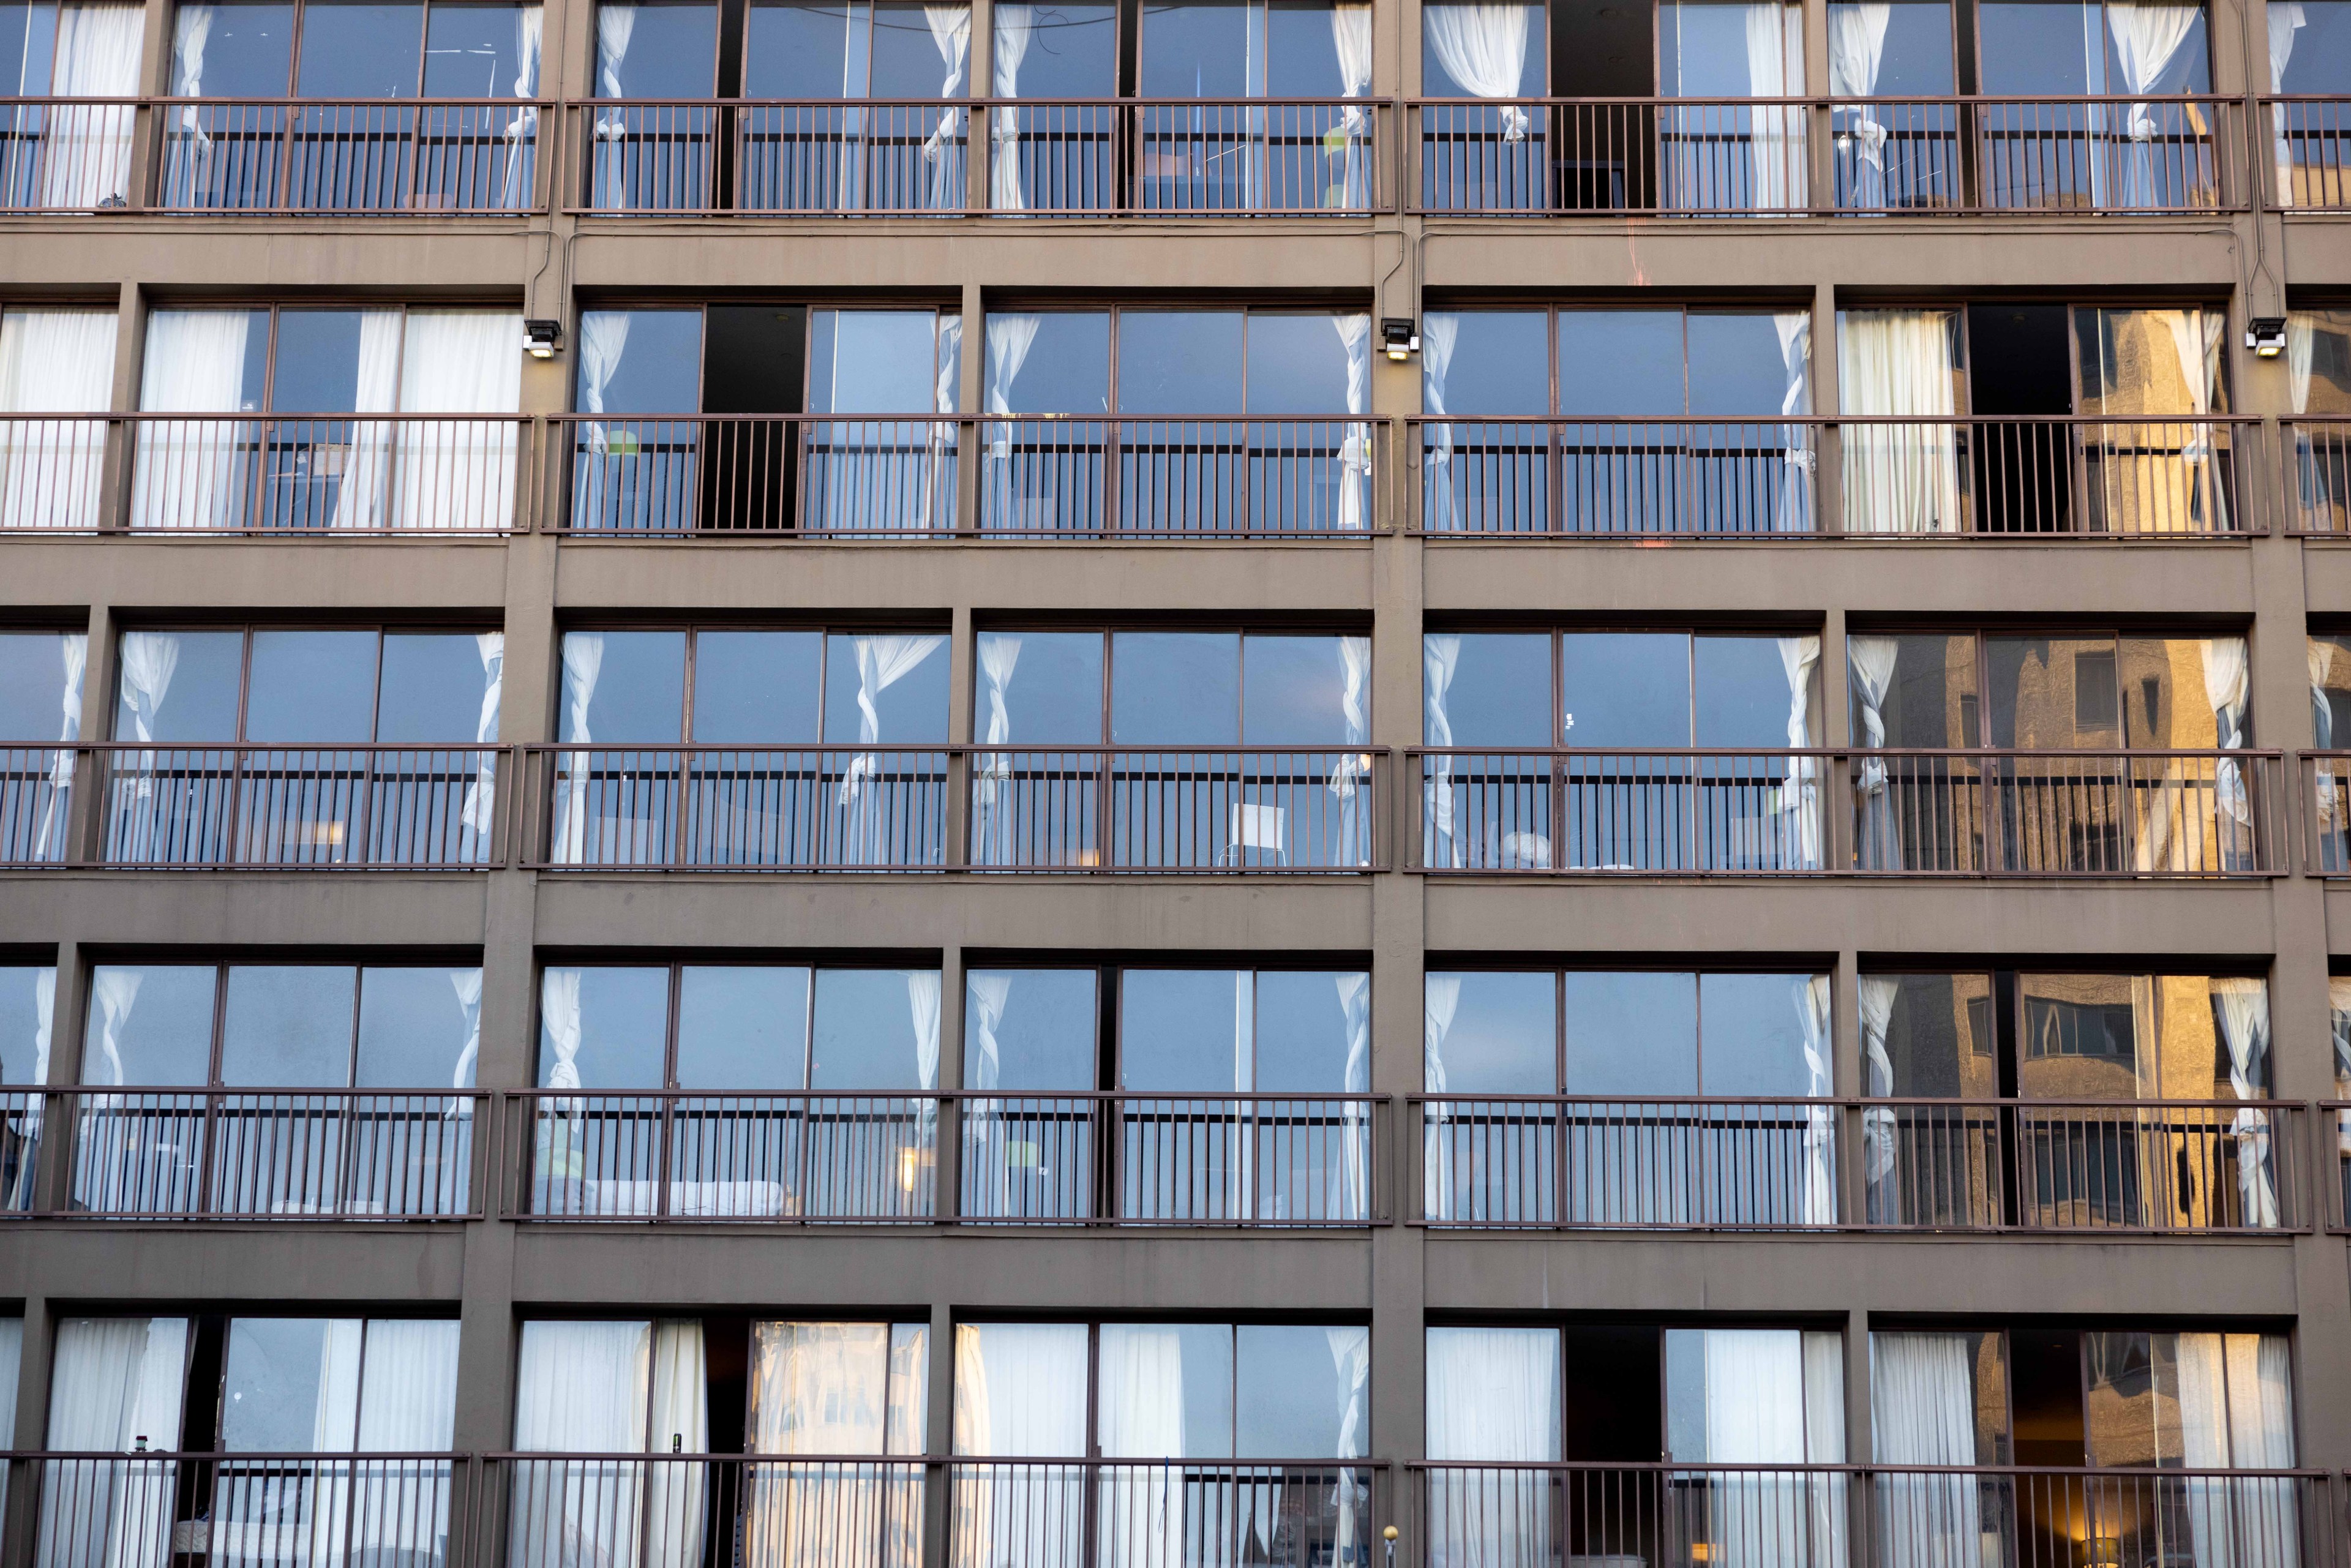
[570,300,960,415]
[554,621,952,744]
[974,624,1374,747]
[168,0,542,100]
[138,302,520,415]
[1424,625,1823,749]
[109,622,500,745]
[1427,302,1813,419]
[980,304,1374,418]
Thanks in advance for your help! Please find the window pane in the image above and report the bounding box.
[2018,974,2143,1100]
[991,312,1109,414]
[543,966,669,1089]
[244,630,380,744]
[565,631,686,743]
[2282,0,2351,89]
[809,311,942,415]
[1699,972,1818,1096]
[874,1,959,92]
[602,0,718,92]
[1110,632,1240,746]
[2083,1332,2175,1466]
[1870,973,1997,1097]
[117,630,242,743]
[1247,314,1357,414]
[356,967,480,1087]
[269,312,374,413]
[222,1318,359,1451]
[822,633,950,743]
[1265,0,1345,96]
[690,631,823,743]
[220,966,357,1087]
[1427,312,1547,416]
[0,632,83,742]
[186,0,295,94]
[86,965,215,1086]
[1100,1324,1233,1457]
[1659,0,1768,94]
[1256,971,1365,1092]
[1687,313,1804,419]
[1426,1326,1560,1460]
[998,3,1117,94]
[1431,632,1551,746]
[1557,312,1683,418]
[2119,636,2241,748]
[1562,971,1696,1094]
[744,0,858,95]
[1428,971,1554,1093]
[1119,970,1248,1091]
[1695,634,1805,749]
[2158,975,2237,1098]
[676,966,811,1089]
[977,631,1104,745]
[1243,635,1360,745]
[1140,1,1252,95]
[0,4,56,96]
[1984,636,2118,749]
[1870,1331,2009,1464]
[1838,0,1954,92]
[296,0,425,96]
[0,967,54,1086]
[1117,312,1245,415]
[376,634,497,745]
[1421,3,1541,97]
[953,1323,1089,1455]
[811,969,936,1090]
[1559,632,1691,748]
[1853,634,1978,749]
[2074,306,2224,416]
[965,969,1097,1090]
[1239,1324,1365,1457]
[750,1321,893,1452]
[424,1,541,94]
[578,310,703,414]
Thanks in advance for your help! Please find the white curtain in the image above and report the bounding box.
[2333,977,2351,1161]
[342,1319,461,1560]
[2108,1,2200,149]
[1422,973,1463,1222]
[1794,973,1837,1223]
[1322,634,1372,865]
[1746,4,1809,211]
[1829,4,1891,206]
[1776,636,1823,869]
[114,631,181,858]
[577,312,631,509]
[356,1319,459,1450]
[747,1322,924,1568]
[41,1318,190,1568]
[645,1321,708,1568]
[850,632,950,737]
[2178,1334,2300,1568]
[2290,311,2319,417]
[920,5,970,211]
[2271,2,2307,203]
[594,0,639,198]
[1425,1327,1559,1568]
[972,633,1021,866]
[2150,308,2227,532]
[1870,1335,1978,1568]
[1098,1327,1187,1568]
[2211,979,2279,1228]
[1772,312,1815,528]
[394,311,522,531]
[6,970,54,1209]
[2205,634,2252,869]
[1420,313,1463,532]
[1330,4,1374,204]
[1693,1329,1846,1568]
[553,633,604,864]
[1858,975,1900,1218]
[838,636,947,861]
[39,5,142,208]
[989,5,1034,209]
[1333,314,1373,530]
[909,971,942,1093]
[983,313,1040,465]
[1333,972,1373,1220]
[133,309,250,531]
[512,1320,655,1568]
[0,308,116,532]
[456,632,504,855]
[1839,312,1962,535]
[953,1324,1088,1568]
[1423,5,1532,140]
[541,968,584,1100]
[497,6,543,207]
[326,311,403,531]
[1848,634,1902,869]
[1423,632,1465,868]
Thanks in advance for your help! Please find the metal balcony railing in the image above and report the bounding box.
[969,747,1387,872]
[13,1452,478,1568]
[1409,96,2244,214]
[0,414,534,535]
[977,417,1384,536]
[1,743,511,869]
[2279,420,2351,534]
[1410,1464,2331,1568]
[53,1089,486,1219]
[1849,749,2284,877]
[2322,1102,2351,1234]
[1409,416,2254,538]
[0,97,546,211]
[518,744,953,870]
[2262,97,2351,208]
[550,414,967,536]
[567,98,1386,214]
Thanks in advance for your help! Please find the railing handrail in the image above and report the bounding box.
[145,95,555,107]
[15,1447,470,1461]
[1409,91,2243,106]
[1414,744,2278,759]
[508,1087,1389,1104]
[72,740,509,754]
[488,1450,1379,1464]
[554,411,1384,424]
[521,741,1389,757]
[62,1085,487,1098]
[1405,412,2260,426]
[1412,1093,2304,1110]
[575,94,1389,108]
[1408,1458,2328,1478]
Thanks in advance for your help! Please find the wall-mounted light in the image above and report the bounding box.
[523,318,564,359]
[1382,317,1420,362]
[2247,317,2288,358]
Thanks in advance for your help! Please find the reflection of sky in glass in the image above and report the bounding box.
[809,310,943,415]
[820,632,949,742]
[966,967,1097,1088]
[1430,970,1554,1093]
[567,630,686,742]
[1238,1324,1365,1455]
[245,630,378,743]
[298,2,426,96]
[0,632,80,741]
[1120,969,1248,1089]
[221,966,358,1086]
[88,964,218,1086]
[118,631,243,743]
[1000,2,1118,93]
[980,631,1106,744]
[1111,632,1240,745]
[1433,632,1550,746]
[356,967,481,1086]
[1698,972,1816,1095]
[812,967,934,1088]
[676,966,811,1088]
[545,966,668,1087]
[0,966,53,1084]
[691,631,823,743]
[1562,972,1698,1094]
[604,0,719,94]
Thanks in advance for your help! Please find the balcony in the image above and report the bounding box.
[26,1089,485,1219]
[1411,1098,2304,1232]
[1409,96,2245,214]
[0,415,533,535]
[1409,416,2254,537]
[552,415,964,536]
[2280,420,2351,533]
[17,1452,472,1564]
[2264,97,2351,208]
[2325,1103,2350,1232]
[1411,1464,2330,1568]
[0,744,510,869]
[500,1090,1387,1226]
[0,98,546,212]
[564,99,1387,215]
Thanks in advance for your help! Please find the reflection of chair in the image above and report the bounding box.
[1223,803,1287,865]
[1495,830,1553,869]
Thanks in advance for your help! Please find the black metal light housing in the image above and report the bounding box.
[1381,317,1420,361]
[523,318,564,359]
[2247,317,2289,358]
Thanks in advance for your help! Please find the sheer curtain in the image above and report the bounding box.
[2,969,53,1210]
[553,633,605,863]
[1829,4,1891,208]
[2333,978,2351,1171]
[499,6,544,208]
[2271,2,2306,203]
[458,632,504,857]
[747,1322,923,1568]
[133,309,251,531]
[1794,974,1837,1223]
[647,1321,708,1568]
[1423,5,1532,138]
[921,5,970,211]
[511,1319,654,1568]
[983,312,1040,470]
[972,634,1021,865]
[576,311,632,522]
[1839,311,1962,535]
[1777,636,1823,869]
[0,307,117,533]
[2178,1334,2300,1568]
[1420,313,1463,532]
[2211,979,2279,1228]
[1324,634,1373,865]
[1421,973,1464,1218]
[1870,1334,1978,1568]
[1333,314,1373,530]
[328,311,403,531]
[1772,312,1815,529]
[1858,975,1900,1218]
[1746,3,1807,211]
[39,4,143,208]
[1098,1327,1187,1567]
[1422,633,1464,866]
[1334,971,1373,1220]
[592,4,639,205]
[114,631,182,862]
[1693,1329,1846,1568]
[394,311,523,531]
[2107,1,2199,204]
[953,1324,1089,1568]
[1332,5,1374,203]
[838,635,946,863]
[2203,635,2252,863]
[2154,308,2227,532]
[1848,635,1902,869]
[42,1317,190,1568]
[990,5,1034,209]
[345,1319,462,1559]
[1425,1326,1558,1568]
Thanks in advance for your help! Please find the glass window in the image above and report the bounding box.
[1428,632,1550,746]
[1440,629,1813,749]
[1421,1,1542,97]
[820,632,950,743]
[1245,312,1358,413]
[0,966,55,1086]
[561,630,687,743]
[376,632,501,744]
[577,309,705,414]
[116,629,243,743]
[748,1320,929,1454]
[0,630,84,742]
[1849,633,1979,749]
[597,0,718,94]
[1243,636,1365,745]
[1556,312,1682,419]
[219,1317,459,1452]
[424,0,542,94]
[807,309,954,416]
[1117,312,1246,415]
[1978,0,2207,95]
[220,966,359,1087]
[744,0,966,96]
[540,965,670,1088]
[113,628,498,745]
[244,630,380,745]
[988,312,1110,413]
[2315,633,2351,745]
[2073,307,2227,416]
[1561,972,1695,1094]
[1662,1329,1844,1461]
[354,967,481,1087]
[1237,1323,1367,1455]
[86,963,482,1089]
[675,966,811,1089]
[1829,0,1954,92]
[296,0,428,97]
[179,0,296,95]
[1869,1331,2009,1463]
[1427,310,1547,416]
[1111,632,1240,745]
[1438,969,1829,1095]
[1426,1325,1561,1460]
[84,964,216,1085]
[994,1,1117,96]
[974,631,1105,745]
[688,631,824,743]
[1559,632,1692,748]
[1120,970,1251,1090]
[964,968,1097,1089]
[1427,970,1555,1093]
[1865,972,1997,1097]
[811,968,936,1089]
[2280,1,2351,89]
